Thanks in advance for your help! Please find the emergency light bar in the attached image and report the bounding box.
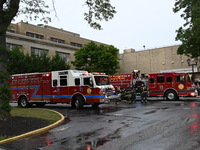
[81,71,106,76]
[42,73,50,77]
[82,71,89,76]
[92,72,106,75]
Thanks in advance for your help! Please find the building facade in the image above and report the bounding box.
[118,45,199,74]
[6,21,103,69]
[7,21,199,75]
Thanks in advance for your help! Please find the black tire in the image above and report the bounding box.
[18,96,30,108]
[92,103,100,108]
[74,96,84,109]
[165,90,178,101]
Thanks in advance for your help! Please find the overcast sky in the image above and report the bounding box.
[13,0,184,53]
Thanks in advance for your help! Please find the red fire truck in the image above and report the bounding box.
[109,72,196,100]
[9,70,114,109]
[108,70,141,90]
[148,72,196,100]
[108,74,133,90]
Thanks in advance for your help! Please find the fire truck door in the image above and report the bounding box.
[51,75,69,102]
[174,75,185,91]
[156,75,165,92]
[148,76,156,91]
[42,77,51,101]
[52,79,61,102]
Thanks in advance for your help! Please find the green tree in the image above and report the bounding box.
[51,54,70,71]
[84,0,116,29]
[173,0,200,57]
[8,47,70,74]
[72,42,119,75]
[7,47,25,74]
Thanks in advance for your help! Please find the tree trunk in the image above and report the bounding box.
[0,30,11,120]
[0,0,21,120]
[0,31,8,72]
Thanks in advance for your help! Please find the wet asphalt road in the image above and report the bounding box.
[2,98,200,150]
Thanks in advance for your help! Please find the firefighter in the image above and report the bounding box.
[134,80,143,96]
[141,83,148,103]
[125,86,136,104]
[116,86,136,104]
[115,87,125,104]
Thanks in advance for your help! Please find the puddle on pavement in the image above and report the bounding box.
[161,107,169,110]
[46,127,122,150]
[144,110,157,114]
[100,105,120,113]
[188,101,200,136]
[144,107,169,115]
[85,137,109,149]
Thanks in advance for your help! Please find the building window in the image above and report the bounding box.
[26,32,44,39]
[7,30,15,33]
[6,43,22,50]
[31,47,48,56]
[50,37,65,44]
[56,51,70,62]
[70,42,82,48]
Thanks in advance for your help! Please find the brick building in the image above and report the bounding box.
[6,21,103,69]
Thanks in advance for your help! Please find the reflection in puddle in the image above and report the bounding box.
[189,102,200,136]
[46,127,122,150]
[86,137,109,150]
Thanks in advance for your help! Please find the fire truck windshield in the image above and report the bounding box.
[94,76,110,85]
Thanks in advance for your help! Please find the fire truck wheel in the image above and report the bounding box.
[165,90,178,101]
[19,96,30,108]
[74,96,84,109]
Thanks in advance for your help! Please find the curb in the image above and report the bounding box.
[0,109,65,145]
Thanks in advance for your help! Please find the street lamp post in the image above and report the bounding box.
[187,57,198,73]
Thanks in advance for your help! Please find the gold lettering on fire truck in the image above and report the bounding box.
[87,88,92,94]
[178,84,184,90]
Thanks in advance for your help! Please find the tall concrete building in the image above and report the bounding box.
[118,46,199,74]
[6,21,103,69]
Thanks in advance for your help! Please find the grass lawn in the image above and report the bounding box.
[11,108,62,124]
[0,108,62,141]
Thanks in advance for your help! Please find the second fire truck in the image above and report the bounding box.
[9,70,114,109]
[109,71,196,100]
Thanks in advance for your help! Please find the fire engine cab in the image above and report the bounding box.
[9,70,114,109]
